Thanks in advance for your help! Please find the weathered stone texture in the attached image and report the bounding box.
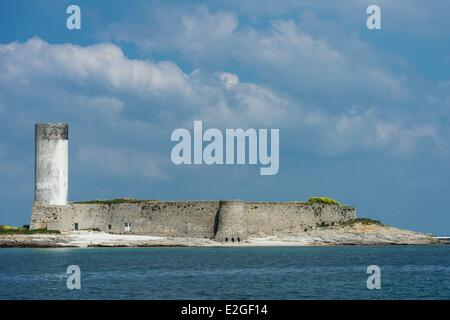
[31,200,356,241]
[35,123,68,206]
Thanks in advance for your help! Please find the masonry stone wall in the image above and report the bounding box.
[214,201,355,242]
[32,201,220,238]
[31,200,356,241]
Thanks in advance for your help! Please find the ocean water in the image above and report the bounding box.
[0,245,449,300]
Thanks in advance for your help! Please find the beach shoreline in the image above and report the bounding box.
[0,222,446,248]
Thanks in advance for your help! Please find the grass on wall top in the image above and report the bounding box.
[305,197,340,205]
[0,225,60,235]
[342,218,383,226]
[291,197,341,205]
[74,197,350,206]
[74,198,157,204]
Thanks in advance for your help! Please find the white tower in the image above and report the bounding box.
[35,123,68,205]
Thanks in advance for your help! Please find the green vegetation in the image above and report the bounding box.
[290,196,350,206]
[342,218,383,226]
[74,198,156,204]
[306,197,340,205]
[0,225,60,235]
[311,218,383,229]
[317,221,338,228]
[75,197,348,207]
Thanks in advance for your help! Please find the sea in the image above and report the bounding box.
[0,245,449,299]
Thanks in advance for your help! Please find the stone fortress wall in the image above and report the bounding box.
[30,123,356,242]
[31,200,356,242]
[213,200,355,241]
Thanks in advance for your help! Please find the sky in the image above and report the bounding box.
[0,0,449,234]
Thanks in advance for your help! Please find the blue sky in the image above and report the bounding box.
[0,0,449,234]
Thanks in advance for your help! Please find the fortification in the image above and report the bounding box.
[35,123,68,206]
[31,200,355,241]
[30,123,356,242]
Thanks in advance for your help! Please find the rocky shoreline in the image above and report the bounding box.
[0,222,446,248]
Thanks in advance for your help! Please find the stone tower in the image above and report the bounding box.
[35,123,68,205]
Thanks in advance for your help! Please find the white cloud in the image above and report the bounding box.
[105,5,408,103]
[0,37,190,98]
[217,0,450,38]
[64,94,124,123]
[218,72,239,88]
[321,110,444,156]
[0,37,443,159]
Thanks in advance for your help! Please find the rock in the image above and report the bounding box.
[0,224,442,248]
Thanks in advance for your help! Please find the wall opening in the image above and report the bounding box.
[124,222,131,233]
[225,237,228,242]
[74,223,78,231]
[108,224,111,230]
[232,237,235,243]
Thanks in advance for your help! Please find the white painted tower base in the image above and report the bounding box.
[35,123,68,206]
